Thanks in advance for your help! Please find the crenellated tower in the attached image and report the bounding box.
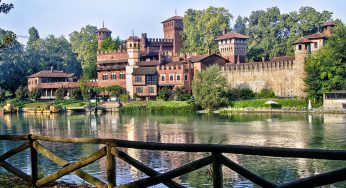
[126,36,141,97]
[162,16,183,56]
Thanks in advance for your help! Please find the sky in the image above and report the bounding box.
[1,0,346,44]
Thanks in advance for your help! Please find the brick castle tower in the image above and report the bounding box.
[96,22,112,49]
[162,16,183,56]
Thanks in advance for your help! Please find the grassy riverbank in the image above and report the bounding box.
[1,99,88,109]
[230,99,307,108]
[120,101,196,115]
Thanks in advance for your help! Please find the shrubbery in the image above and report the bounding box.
[0,87,5,102]
[15,86,29,100]
[29,88,41,100]
[69,88,82,100]
[55,88,66,100]
[257,88,275,98]
[158,87,173,101]
[174,87,191,101]
[120,101,195,115]
[119,94,129,102]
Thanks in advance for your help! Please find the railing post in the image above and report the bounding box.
[28,134,38,188]
[107,144,116,188]
[212,152,223,188]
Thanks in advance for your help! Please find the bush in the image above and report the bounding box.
[174,87,191,101]
[223,86,256,101]
[119,94,129,102]
[15,86,29,100]
[29,88,41,100]
[158,87,173,101]
[0,87,5,102]
[55,88,66,100]
[120,101,196,115]
[257,88,275,98]
[69,88,82,100]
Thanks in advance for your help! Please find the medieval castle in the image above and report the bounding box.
[28,15,336,100]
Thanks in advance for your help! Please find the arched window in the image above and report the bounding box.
[161,75,165,81]
[177,75,181,81]
[169,75,174,81]
[129,43,132,48]
[134,43,137,48]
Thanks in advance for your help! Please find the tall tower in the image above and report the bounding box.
[215,30,249,63]
[162,16,183,56]
[293,37,312,67]
[126,36,141,97]
[96,23,112,49]
[322,21,336,37]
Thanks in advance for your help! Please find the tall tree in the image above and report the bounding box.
[69,25,98,79]
[181,6,233,54]
[0,0,13,14]
[305,23,346,102]
[192,65,227,111]
[233,15,247,35]
[27,27,40,45]
[0,0,15,49]
[100,36,121,51]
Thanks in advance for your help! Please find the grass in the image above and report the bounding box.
[120,100,196,115]
[230,99,307,108]
[3,99,88,109]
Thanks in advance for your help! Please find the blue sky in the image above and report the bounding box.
[1,0,345,44]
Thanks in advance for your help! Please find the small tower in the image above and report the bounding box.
[215,29,249,64]
[293,37,313,67]
[126,36,141,98]
[162,16,183,56]
[322,21,336,37]
[96,23,112,49]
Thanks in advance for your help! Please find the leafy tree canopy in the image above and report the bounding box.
[69,25,98,79]
[0,0,13,14]
[100,36,121,52]
[27,27,40,45]
[181,6,233,54]
[304,23,346,102]
[192,64,227,111]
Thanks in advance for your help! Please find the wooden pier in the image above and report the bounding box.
[0,134,346,187]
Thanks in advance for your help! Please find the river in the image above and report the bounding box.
[0,112,346,187]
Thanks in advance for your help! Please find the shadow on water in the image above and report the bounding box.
[0,112,346,187]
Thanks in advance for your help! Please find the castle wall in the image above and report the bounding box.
[222,60,307,98]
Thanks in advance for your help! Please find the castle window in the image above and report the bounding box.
[176,74,181,81]
[134,43,137,48]
[149,87,155,94]
[146,75,156,85]
[136,87,143,94]
[35,80,38,85]
[184,74,188,81]
[129,43,132,48]
[111,72,116,80]
[102,74,108,80]
[298,45,302,50]
[314,42,318,49]
[305,44,308,50]
[169,74,174,81]
[135,76,142,82]
[120,72,125,79]
[161,75,165,81]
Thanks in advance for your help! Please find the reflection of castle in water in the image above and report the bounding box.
[1,113,346,185]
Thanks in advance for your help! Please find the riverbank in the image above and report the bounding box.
[0,173,92,188]
[119,100,196,115]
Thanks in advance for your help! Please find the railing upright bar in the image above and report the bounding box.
[212,152,223,188]
[28,134,38,188]
[107,145,116,188]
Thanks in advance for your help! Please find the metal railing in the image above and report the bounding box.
[0,134,346,187]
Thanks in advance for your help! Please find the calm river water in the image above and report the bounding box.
[0,112,346,187]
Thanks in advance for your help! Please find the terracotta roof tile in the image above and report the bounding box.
[305,32,326,39]
[97,27,111,32]
[162,16,183,23]
[323,21,336,27]
[187,54,209,63]
[132,67,157,75]
[37,82,79,89]
[215,32,249,41]
[137,60,162,67]
[27,70,74,78]
[292,37,314,44]
[271,56,295,62]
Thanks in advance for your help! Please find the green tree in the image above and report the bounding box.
[305,23,346,102]
[29,88,41,100]
[69,25,98,79]
[233,15,247,35]
[55,88,66,100]
[107,85,124,97]
[158,87,173,101]
[0,1,14,49]
[192,65,227,111]
[27,27,40,45]
[0,0,13,14]
[174,87,190,101]
[181,6,233,54]
[69,88,82,100]
[15,86,29,100]
[101,36,121,51]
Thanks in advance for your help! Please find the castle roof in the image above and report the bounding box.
[132,67,157,75]
[162,16,183,23]
[271,56,295,62]
[27,70,74,78]
[138,60,162,67]
[127,36,140,41]
[97,27,111,32]
[292,37,314,44]
[215,32,249,41]
[323,21,336,27]
[187,54,210,63]
[305,32,327,39]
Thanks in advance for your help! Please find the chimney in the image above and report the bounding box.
[223,28,227,35]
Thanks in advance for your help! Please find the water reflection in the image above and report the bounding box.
[0,112,346,187]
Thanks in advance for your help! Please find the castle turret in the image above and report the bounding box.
[162,16,183,57]
[96,24,112,49]
[293,37,313,67]
[215,30,249,64]
[322,21,336,37]
[126,36,141,98]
